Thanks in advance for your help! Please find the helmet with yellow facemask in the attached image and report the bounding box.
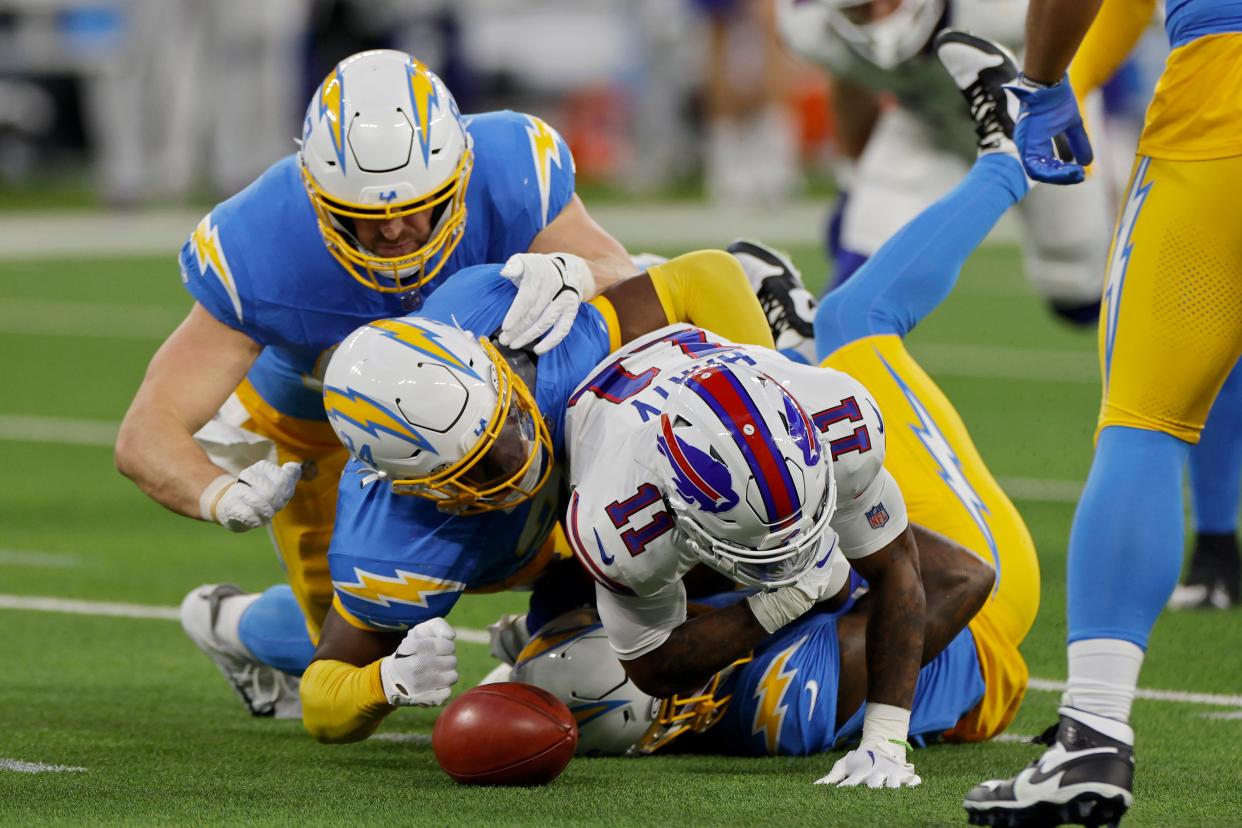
[323,317,552,515]
[300,49,473,293]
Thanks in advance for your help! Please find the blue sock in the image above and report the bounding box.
[237,585,316,676]
[814,153,1028,360]
[1067,426,1190,647]
[1189,359,1242,535]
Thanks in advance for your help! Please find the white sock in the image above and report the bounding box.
[214,592,261,658]
[1062,638,1145,724]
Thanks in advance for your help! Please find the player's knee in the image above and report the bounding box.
[815,284,882,359]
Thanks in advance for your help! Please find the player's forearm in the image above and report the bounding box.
[625,602,770,699]
[300,658,395,744]
[1023,0,1106,84]
[114,405,234,519]
[860,529,925,710]
[830,76,881,160]
[1068,0,1157,99]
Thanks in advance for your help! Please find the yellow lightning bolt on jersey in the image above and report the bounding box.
[333,566,466,608]
[367,318,481,380]
[323,384,434,453]
[751,636,808,755]
[525,114,564,227]
[189,216,243,322]
[407,59,440,166]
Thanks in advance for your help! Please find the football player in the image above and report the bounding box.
[777,0,1111,325]
[963,0,1242,823]
[113,49,634,718]
[511,521,1005,758]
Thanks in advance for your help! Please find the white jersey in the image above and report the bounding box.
[777,0,1026,156]
[563,325,909,659]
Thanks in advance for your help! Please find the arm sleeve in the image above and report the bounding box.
[300,658,394,744]
[646,250,776,349]
[833,466,909,560]
[595,580,689,661]
[1068,0,1158,99]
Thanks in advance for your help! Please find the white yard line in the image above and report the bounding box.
[996,476,1083,504]
[0,759,86,774]
[0,298,180,340]
[0,548,80,568]
[1027,677,1242,709]
[371,732,433,745]
[0,414,117,446]
[0,206,1022,260]
[910,343,1097,385]
[1,593,1238,711]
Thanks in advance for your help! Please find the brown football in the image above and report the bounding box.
[432,682,578,785]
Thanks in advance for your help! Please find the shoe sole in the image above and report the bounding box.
[179,585,276,717]
[965,792,1130,827]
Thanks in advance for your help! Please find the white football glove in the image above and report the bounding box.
[205,460,301,533]
[816,737,922,789]
[746,549,848,634]
[487,612,532,666]
[498,252,595,354]
[379,617,459,707]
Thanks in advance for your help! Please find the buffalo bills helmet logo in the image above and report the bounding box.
[656,414,739,514]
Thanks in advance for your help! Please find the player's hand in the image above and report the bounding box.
[379,617,459,707]
[210,460,301,532]
[487,612,531,666]
[746,545,844,633]
[1007,74,1093,185]
[815,737,922,788]
[498,252,595,354]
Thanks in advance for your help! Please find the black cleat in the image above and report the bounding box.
[1168,531,1240,610]
[726,239,818,363]
[934,30,1020,155]
[964,707,1134,827]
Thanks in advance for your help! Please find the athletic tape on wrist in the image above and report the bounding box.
[861,702,912,746]
[199,473,236,523]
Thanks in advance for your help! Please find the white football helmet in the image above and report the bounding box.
[323,317,552,514]
[817,0,945,69]
[300,49,473,293]
[511,609,659,756]
[654,362,836,590]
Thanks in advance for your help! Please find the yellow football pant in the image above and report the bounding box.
[1098,154,1242,443]
[823,334,1038,741]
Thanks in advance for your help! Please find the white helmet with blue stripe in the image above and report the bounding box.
[654,361,836,589]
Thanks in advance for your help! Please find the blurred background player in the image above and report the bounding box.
[777,0,1112,325]
[962,0,1242,822]
[114,49,633,718]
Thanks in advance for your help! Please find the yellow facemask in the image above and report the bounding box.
[300,147,474,294]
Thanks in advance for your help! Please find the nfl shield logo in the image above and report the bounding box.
[866,503,890,530]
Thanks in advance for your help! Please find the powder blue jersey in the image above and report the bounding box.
[327,264,612,631]
[691,587,985,756]
[178,110,576,420]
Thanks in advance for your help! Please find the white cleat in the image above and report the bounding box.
[179,584,302,719]
[933,30,1020,157]
[727,238,819,363]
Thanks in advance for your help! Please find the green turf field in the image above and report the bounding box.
[1,243,1240,826]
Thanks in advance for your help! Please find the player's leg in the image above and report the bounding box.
[967,153,1242,826]
[1172,358,1242,610]
[181,382,345,715]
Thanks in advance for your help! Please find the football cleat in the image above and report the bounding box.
[179,584,302,719]
[726,239,818,363]
[1168,532,1239,610]
[964,707,1134,827]
[933,30,1020,156]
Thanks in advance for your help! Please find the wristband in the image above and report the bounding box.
[199,473,235,522]
[1016,72,1057,90]
[861,702,911,746]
